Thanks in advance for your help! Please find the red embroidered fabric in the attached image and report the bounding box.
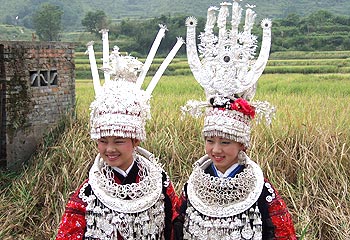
[166,181,179,222]
[174,189,187,218]
[268,184,297,240]
[56,181,88,240]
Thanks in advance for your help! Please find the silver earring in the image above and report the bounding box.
[238,150,247,165]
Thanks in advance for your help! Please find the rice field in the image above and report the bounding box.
[75,51,350,78]
[0,51,350,239]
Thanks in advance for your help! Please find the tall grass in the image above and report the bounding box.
[1,74,350,239]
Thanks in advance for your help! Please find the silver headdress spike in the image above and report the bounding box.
[146,37,185,95]
[87,25,184,97]
[136,24,167,89]
[85,41,102,96]
[100,29,111,83]
[185,0,272,101]
[231,1,242,44]
[217,2,231,48]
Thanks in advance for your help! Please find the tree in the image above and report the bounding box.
[279,13,301,27]
[32,3,63,41]
[81,10,108,35]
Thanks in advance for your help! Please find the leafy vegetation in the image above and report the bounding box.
[1,0,350,29]
[272,10,350,51]
[1,0,350,52]
[76,11,350,54]
[81,10,108,36]
[31,3,63,41]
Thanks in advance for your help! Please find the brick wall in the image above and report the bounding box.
[0,41,75,169]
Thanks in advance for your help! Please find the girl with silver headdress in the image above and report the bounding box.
[56,27,184,240]
[174,1,296,239]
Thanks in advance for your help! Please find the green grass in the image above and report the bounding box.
[0,24,33,41]
[270,50,350,60]
[268,59,350,66]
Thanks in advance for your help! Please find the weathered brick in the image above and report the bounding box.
[0,41,75,170]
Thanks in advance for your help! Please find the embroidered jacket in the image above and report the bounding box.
[56,161,178,240]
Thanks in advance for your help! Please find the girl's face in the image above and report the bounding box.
[97,136,139,170]
[205,136,244,173]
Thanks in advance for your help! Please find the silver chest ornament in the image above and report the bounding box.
[184,154,264,240]
[79,152,167,240]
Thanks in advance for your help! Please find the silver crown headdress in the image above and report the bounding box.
[182,0,274,147]
[87,26,184,141]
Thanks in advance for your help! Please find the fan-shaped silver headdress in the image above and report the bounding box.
[87,26,184,141]
[182,0,274,147]
[186,1,271,100]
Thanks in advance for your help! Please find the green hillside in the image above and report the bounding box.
[1,1,350,53]
[1,0,350,30]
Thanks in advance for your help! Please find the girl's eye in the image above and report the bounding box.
[221,141,231,145]
[206,139,214,143]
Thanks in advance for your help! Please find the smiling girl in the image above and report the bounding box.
[56,27,182,240]
[174,1,296,239]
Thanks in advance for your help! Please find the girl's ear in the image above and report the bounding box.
[132,139,140,147]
